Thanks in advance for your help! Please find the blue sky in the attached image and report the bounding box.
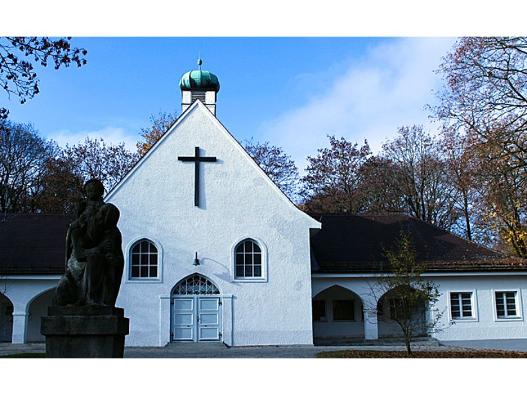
[0,37,455,170]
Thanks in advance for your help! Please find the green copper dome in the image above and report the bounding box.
[179,59,220,92]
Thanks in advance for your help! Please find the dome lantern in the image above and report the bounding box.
[179,59,220,116]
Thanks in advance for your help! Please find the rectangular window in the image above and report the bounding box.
[332,300,355,321]
[313,300,326,322]
[495,291,519,319]
[450,292,474,319]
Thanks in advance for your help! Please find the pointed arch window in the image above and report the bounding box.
[235,239,262,279]
[130,239,159,279]
[172,274,219,295]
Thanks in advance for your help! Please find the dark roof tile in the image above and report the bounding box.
[0,215,70,275]
[2,213,526,276]
[311,214,527,273]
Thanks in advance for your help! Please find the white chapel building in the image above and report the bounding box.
[1,63,527,347]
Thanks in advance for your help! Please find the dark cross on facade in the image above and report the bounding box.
[178,146,217,207]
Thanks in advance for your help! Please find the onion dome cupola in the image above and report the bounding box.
[180,58,220,115]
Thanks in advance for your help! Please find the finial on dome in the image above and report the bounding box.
[179,59,220,115]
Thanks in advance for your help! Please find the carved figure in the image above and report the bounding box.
[55,179,124,306]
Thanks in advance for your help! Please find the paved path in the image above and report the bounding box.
[11,340,527,358]
[1,342,459,358]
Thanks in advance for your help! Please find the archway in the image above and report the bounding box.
[26,288,55,343]
[0,292,14,343]
[312,285,364,344]
[376,286,427,339]
[171,274,222,342]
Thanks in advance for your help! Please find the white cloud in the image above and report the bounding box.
[259,38,456,172]
[47,126,139,152]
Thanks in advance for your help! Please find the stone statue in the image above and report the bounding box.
[55,179,124,306]
[43,179,129,357]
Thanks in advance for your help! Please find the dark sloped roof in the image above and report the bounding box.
[2,213,527,276]
[311,214,527,273]
[0,215,70,275]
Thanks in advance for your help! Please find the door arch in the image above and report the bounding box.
[171,274,222,342]
[172,273,220,296]
[312,285,365,343]
[26,288,55,342]
[0,292,14,343]
[376,286,427,339]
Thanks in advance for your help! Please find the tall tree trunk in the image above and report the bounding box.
[405,338,412,356]
[463,191,472,241]
[403,328,413,356]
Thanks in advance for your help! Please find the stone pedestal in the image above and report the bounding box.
[41,305,129,358]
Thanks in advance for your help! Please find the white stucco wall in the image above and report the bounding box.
[107,102,320,347]
[3,262,527,345]
[312,273,527,342]
[0,276,59,343]
[431,274,527,341]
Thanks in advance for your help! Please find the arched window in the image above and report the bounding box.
[172,274,220,295]
[130,239,158,279]
[235,239,262,278]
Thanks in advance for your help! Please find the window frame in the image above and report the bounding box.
[331,299,356,322]
[448,290,478,322]
[125,237,163,283]
[231,237,268,283]
[492,288,523,322]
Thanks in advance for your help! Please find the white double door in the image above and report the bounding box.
[172,296,221,342]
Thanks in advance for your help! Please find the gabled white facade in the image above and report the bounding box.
[106,101,320,346]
